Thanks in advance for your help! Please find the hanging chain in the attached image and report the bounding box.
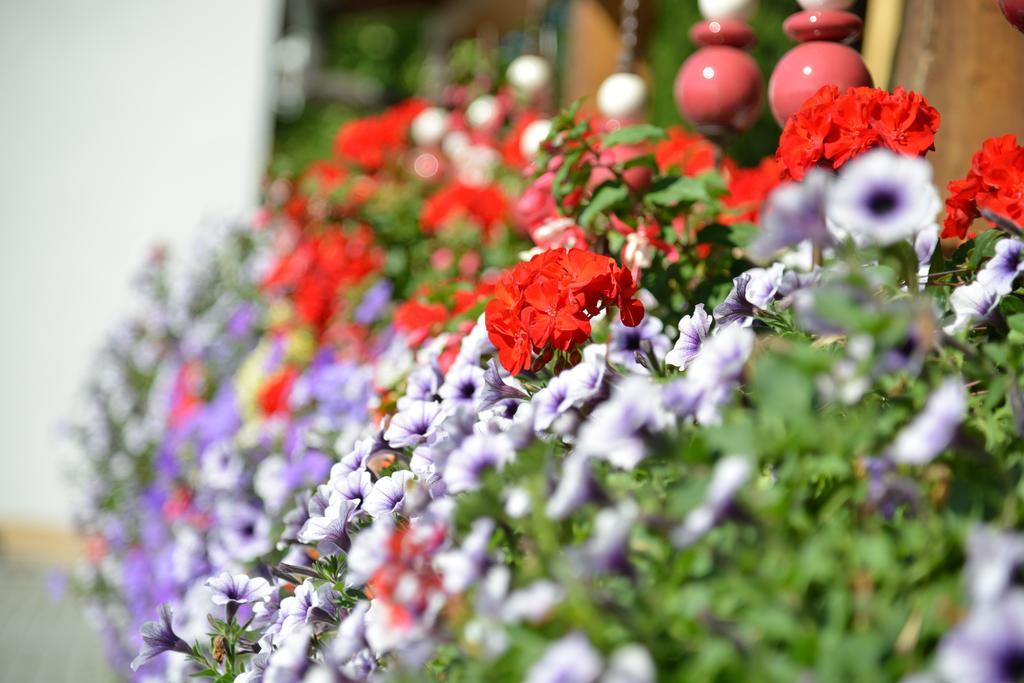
[617,0,640,72]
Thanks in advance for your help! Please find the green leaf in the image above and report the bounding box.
[969,229,1003,269]
[579,183,629,228]
[1008,313,1024,335]
[644,176,711,207]
[602,124,667,147]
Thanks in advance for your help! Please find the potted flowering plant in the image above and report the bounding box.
[73,69,1024,683]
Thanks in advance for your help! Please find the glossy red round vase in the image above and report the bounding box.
[768,41,872,125]
[999,0,1024,33]
[674,46,764,138]
[783,10,862,43]
[689,19,758,49]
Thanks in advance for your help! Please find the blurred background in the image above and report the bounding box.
[0,0,1022,677]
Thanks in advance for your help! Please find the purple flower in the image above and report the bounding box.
[713,273,757,328]
[443,433,515,493]
[561,344,611,406]
[936,591,1024,683]
[826,149,941,247]
[744,263,786,310]
[478,358,528,411]
[354,279,393,325]
[965,527,1024,605]
[435,518,495,593]
[571,501,637,576]
[399,365,444,408]
[749,169,831,263]
[608,316,671,373]
[385,400,445,448]
[686,325,755,424]
[665,304,712,370]
[363,470,415,518]
[661,378,704,419]
[347,517,395,586]
[861,456,919,518]
[330,468,372,506]
[264,625,313,683]
[978,238,1024,296]
[946,281,1002,335]
[214,501,272,563]
[672,455,752,548]
[331,601,370,663]
[576,376,669,469]
[297,489,358,555]
[206,572,272,606]
[546,452,598,521]
[277,580,338,644]
[439,362,486,412]
[130,603,191,671]
[524,632,603,683]
[885,378,967,466]
[531,373,576,433]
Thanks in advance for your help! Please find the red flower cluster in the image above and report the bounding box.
[258,366,298,417]
[485,248,644,374]
[366,521,446,633]
[394,280,495,349]
[944,134,1024,240]
[333,99,427,172]
[420,181,509,240]
[721,157,782,225]
[777,86,940,180]
[655,127,717,176]
[262,226,384,334]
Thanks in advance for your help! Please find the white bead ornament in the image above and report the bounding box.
[796,0,854,9]
[697,0,757,21]
[596,72,648,120]
[466,95,500,130]
[506,55,553,98]
[519,119,553,159]
[410,107,449,147]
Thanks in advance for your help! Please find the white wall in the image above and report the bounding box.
[0,0,282,528]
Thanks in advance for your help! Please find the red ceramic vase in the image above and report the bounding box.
[768,41,873,125]
[674,46,764,138]
[999,0,1024,33]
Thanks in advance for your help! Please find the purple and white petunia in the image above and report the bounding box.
[749,169,831,263]
[884,377,967,466]
[826,149,941,247]
[946,281,1002,335]
[964,526,1024,606]
[206,572,272,607]
[384,400,445,448]
[603,645,657,683]
[443,432,515,493]
[523,632,604,683]
[438,362,486,413]
[363,470,416,518]
[130,603,191,671]
[978,238,1024,296]
[672,455,752,548]
[935,591,1024,683]
[546,451,598,521]
[665,303,712,370]
[608,316,672,373]
[435,518,496,593]
[576,376,670,469]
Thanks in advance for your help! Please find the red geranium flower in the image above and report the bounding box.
[777,86,940,180]
[258,366,298,417]
[655,127,717,176]
[943,134,1024,239]
[420,181,509,241]
[485,248,644,374]
[333,98,428,172]
[721,157,783,225]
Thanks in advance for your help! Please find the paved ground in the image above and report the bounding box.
[0,562,114,682]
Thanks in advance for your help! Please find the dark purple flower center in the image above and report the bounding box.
[999,646,1024,679]
[866,187,901,217]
